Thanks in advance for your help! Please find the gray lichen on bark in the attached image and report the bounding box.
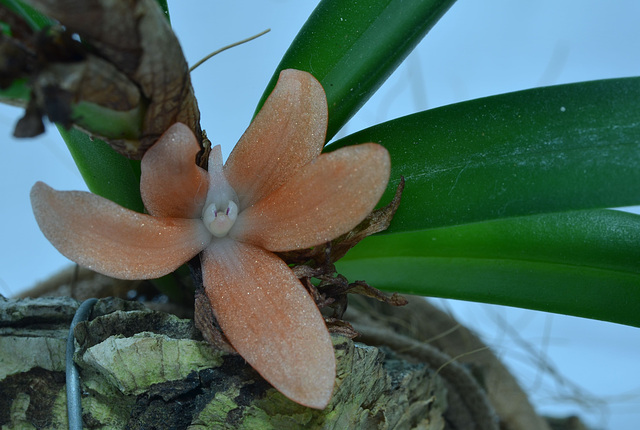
[0,296,447,429]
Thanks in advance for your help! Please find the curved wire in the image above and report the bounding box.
[66,298,98,430]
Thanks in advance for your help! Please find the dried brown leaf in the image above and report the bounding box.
[18,0,201,158]
[325,318,359,339]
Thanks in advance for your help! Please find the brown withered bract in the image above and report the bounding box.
[6,0,201,158]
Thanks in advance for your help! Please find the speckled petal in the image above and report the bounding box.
[224,69,328,209]
[232,143,390,252]
[141,123,209,218]
[201,239,335,409]
[31,182,211,279]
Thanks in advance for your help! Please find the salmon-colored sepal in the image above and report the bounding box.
[201,239,336,409]
[30,181,211,279]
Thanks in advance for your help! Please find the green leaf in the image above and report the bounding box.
[256,0,456,140]
[337,209,640,327]
[0,0,52,30]
[328,77,640,233]
[57,126,144,213]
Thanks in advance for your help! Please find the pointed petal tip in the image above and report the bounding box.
[261,322,335,409]
[269,328,336,409]
[278,69,323,95]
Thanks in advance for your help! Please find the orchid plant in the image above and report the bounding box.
[30,70,390,408]
[1,0,640,413]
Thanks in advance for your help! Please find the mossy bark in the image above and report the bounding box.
[1,290,586,429]
[0,296,447,429]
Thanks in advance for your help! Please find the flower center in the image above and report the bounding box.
[202,144,240,238]
[203,201,238,237]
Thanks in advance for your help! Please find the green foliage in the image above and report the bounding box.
[256,0,456,140]
[265,0,640,326]
[328,78,640,232]
[337,209,640,327]
[0,0,170,215]
[58,127,144,213]
[155,0,170,21]
[325,77,640,327]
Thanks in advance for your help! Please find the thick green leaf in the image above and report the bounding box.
[337,209,640,327]
[58,126,144,213]
[328,77,640,233]
[256,0,456,140]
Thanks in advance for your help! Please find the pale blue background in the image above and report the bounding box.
[1,1,639,428]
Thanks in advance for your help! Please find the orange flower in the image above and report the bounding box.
[30,69,390,409]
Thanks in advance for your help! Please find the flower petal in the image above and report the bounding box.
[140,123,209,218]
[201,239,335,409]
[31,182,211,279]
[224,69,328,209]
[232,143,391,251]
